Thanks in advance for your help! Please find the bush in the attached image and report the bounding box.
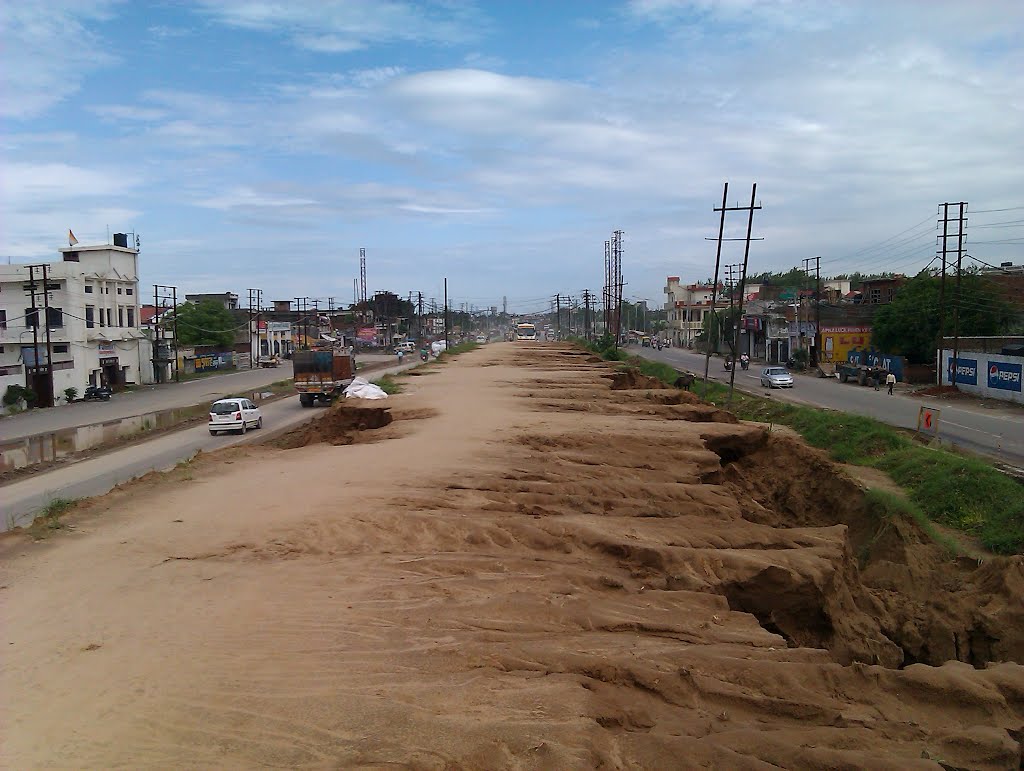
[3,384,34,407]
[64,387,79,403]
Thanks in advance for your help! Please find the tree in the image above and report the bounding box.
[701,306,742,355]
[171,301,237,349]
[871,270,1018,364]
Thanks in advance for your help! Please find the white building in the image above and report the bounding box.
[0,239,150,409]
[663,276,731,348]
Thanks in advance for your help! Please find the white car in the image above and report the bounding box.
[760,367,795,388]
[475,335,487,344]
[395,341,416,353]
[209,397,263,435]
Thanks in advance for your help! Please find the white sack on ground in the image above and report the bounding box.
[343,377,388,400]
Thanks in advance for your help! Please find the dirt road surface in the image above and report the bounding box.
[2,343,1022,769]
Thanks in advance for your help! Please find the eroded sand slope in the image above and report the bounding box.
[2,343,1022,769]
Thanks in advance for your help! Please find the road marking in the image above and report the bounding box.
[940,420,1011,440]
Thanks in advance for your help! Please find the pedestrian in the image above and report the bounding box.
[886,371,897,396]
[873,372,880,391]
[397,349,405,365]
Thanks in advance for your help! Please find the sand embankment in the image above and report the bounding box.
[2,343,1022,768]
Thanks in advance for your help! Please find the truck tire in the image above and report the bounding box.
[839,371,848,383]
[858,370,867,386]
[299,394,313,408]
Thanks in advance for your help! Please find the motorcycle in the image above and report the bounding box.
[723,358,733,372]
[740,355,750,371]
[420,351,429,362]
[83,384,112,401]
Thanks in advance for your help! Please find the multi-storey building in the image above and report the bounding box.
[663,276,730,348]
[0,237,148,409]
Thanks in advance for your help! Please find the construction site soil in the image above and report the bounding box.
[2,343,1022,769]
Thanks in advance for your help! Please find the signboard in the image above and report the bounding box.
[947,356,978,386]
[356,327,376,344]
[267,321,291,333]
[99,357,119,367]
[916,406,940,437]
[98,342,115,356]
[987,360,1023,392]
[194,352,233,372]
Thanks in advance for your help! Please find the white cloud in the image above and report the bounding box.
[0,1,120,120]
[195,0,482,52]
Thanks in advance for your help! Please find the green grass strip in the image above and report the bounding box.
[579,341,1024,554]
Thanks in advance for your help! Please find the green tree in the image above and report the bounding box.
[171,301,237,349]
[701,306,743,355]
[871,270,1017,364]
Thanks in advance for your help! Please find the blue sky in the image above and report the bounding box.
[2,1,1023,314]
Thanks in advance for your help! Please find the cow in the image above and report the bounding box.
[674,371,696,391]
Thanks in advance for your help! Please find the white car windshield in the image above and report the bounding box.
[766,368,789,376]
[211,401,241,414]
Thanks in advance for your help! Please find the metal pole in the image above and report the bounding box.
[951,202,967,390]
[703,182,729,397]
[727,183,758,404]
[172,286,179,383]
[444,278,450,351]
[42,264,54,405]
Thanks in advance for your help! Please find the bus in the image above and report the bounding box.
[515,322,537,341]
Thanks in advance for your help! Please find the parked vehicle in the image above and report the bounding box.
[257,355,280,368]
[395,341,416,353]
[475,335,487,344]
[836,361,886,386]
[293,347,356,407]
[760,367,795,388]
[83,384,113,401]
[209,397,263,435]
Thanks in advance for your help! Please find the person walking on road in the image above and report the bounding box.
[886,371,897,396]
[397,349,405,365]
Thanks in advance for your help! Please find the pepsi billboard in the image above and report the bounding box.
[987,361,1022,392]
[947,357,978,386]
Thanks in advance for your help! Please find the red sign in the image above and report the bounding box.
[356,327,376,343]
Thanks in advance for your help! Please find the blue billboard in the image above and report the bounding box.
[987,360,1022,392]
[947,357,978,386]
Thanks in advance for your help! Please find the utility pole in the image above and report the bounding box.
[727,183,761,403]
[582,289,593,341]
[801,257,821,366]
[23,266,52,409]
[359,248,368,322]
[443,278,450,352]
[417,292,423,341]
[154,283,179,383]
[554,294,562,338]
[603,239,611,341]
[950,202,968,390]
[703,183,729,397]
[247,288,262,368]
[937,201,967,386]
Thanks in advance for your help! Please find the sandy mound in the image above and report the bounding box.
[270,402,392,448]
[3,341,1022,769]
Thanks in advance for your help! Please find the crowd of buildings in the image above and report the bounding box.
[0,239,457,410]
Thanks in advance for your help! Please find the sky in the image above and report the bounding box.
[2,1,1023,314]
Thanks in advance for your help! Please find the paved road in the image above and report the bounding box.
[638,347,1024,470]
[0,354,394,442]
[1,362,415,531]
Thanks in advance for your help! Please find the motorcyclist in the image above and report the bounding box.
[740,353,750,370]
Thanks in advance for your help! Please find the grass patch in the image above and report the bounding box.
[437,341,479,360]
[878,447,1024,554]
[577,343,1024,554]
[864,489,960,557]
[375,375,403,395]
[30,497,78,534]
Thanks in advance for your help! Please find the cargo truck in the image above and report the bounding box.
[293,348,356,407]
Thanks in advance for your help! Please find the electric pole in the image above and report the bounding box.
[703,183,729,397]
[802,257,821,367]
[950,202,968,390]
